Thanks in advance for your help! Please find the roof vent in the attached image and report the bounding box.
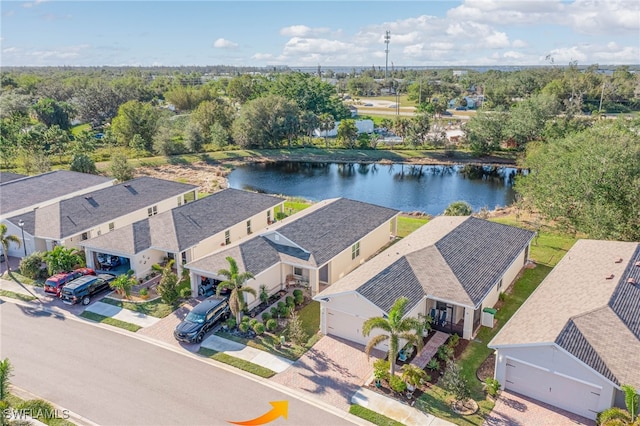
[615,257,623,263]
[628,277,637,285]
[635,261,640,267]
[84,196,92,200]
[605,274,615,280]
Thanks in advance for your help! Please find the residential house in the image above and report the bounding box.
[489,239,640,420]
[1,170,116,257]
[186,198,399,304]
[314,216,534,346]
[80,189,284,278]
[5,177,197,259]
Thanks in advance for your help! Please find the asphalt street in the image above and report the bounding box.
[0,301,354,426]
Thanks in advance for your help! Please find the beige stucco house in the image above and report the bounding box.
[80,189,284,278]
[489,240,640,420]
[314,216,535,345]
[186,198,399,305]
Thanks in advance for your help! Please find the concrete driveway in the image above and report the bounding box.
[270,335,384,411]
[484,390,596,426]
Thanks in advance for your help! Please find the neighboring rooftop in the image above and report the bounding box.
[0,170,114,216]
[81,189,284,254]
[187,198,399,276]
[317,216,535,312]
[0,172,26,184]
[490,239,640,389]
[7,177,198,239]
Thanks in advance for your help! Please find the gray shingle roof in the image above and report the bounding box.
[1,170,114,216]
[435,217,535,305]
[7,177,197,239]
[0,172,26,183]
[277,198,399,266]
[609,245,640,340]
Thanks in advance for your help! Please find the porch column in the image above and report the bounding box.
[463,307,474,339]
[85,249,95,270]
[309,268,319,296]
[189,270,198,297]
[390,217,398,238]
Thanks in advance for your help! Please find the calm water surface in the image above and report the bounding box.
[228,162,519,215]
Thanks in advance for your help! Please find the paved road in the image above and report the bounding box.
[0,301,354,426]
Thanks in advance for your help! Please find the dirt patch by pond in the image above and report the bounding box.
[135,161,230,194]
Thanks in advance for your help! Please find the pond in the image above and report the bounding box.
[227,162,520,215]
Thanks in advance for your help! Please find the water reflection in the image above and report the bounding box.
[228,161,520,215]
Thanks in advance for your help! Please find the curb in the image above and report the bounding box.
[9,385,99,426]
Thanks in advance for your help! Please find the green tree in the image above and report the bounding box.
[109,150,135,182]
[406,113,431,147]
[111,100,159,151]
[110,270,136,299]
[441,362,471,404]
[287,311,308,346]
[337,119,358,149]
[300,111,319,146]
[153,260,179,305]
[227,74,265,104]
[43,125,70,165]
[504,93,560,150]
[318,113,335,148]
[517,120,640,241]
[19,252,47,279]
[216,256,256,324]
[208,121,229,149]
[43,246,85,275]
[191,99,235,134]
[70,153,97,174]
[0,358,13,401]
[464,109,507,155]
[444,201,472,216]
[0,224,21,273]
[232,95,298,148]
[74,81,123,127]
[363,296,424,376]
[32,97,73,129]
[392,118,410,144]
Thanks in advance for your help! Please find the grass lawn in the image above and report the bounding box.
[284,198,312,215]
[397,215,429,238]
[417,217,577,424]
[0,289,37,302]
[7,270,37,286]
[5,393,76,426]
[70,123,91,137]
[217,301,321,361]
[101,297,177,318]
[79,311,141,332]
[349,404,405,426]
[198,347,275,378]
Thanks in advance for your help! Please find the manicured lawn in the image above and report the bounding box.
[70,123,91,137]
[397,215,429,238]
[284,198,312,215]
[416,385,494,426]
[80,311,142,332]
[217,301,321,361]
[198,347,276,378]
[0,289,37,302]
[101,297,177,318]
[349,404,405,426]
[5,393,76,426]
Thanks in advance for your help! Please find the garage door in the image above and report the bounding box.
[505,358,601,419]
[326,309,368,346]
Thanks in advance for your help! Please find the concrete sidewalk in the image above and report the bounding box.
[85,301,161,328]
[201,335,294,373]
[352,388,455,426]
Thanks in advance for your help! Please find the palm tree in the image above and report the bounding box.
[363,296,424,376]
[598,384,640,426]
[217,256,256,325]
[318,113,335,148]
[0,224,21,274]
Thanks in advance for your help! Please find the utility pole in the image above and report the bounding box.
[384,30,391,80]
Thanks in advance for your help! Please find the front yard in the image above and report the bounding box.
[101,296,177,318]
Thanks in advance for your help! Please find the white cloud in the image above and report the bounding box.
[543,45,589,63]
[213,38,238,49]
[22,0,48,8]
[565,0,640,34]
[512,39,528,48]
[503,50,524,59]
[448,0,564,25]
[2,47,20,53]
[280,25,330,37]
[283,37,362,55]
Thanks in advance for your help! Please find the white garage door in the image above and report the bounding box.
[326,309,367,346]
[505,358,601,420]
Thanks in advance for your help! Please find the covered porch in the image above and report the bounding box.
[426,299,482,340]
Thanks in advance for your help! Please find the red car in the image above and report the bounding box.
[44,268,95,296]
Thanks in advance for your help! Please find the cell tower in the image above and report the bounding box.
[384,30,391,79]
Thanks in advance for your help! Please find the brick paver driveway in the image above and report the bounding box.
[270,335,383,411]
[484,390,596,426]
[137,299,201,351]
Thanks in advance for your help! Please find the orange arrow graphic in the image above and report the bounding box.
[228,400,288,425]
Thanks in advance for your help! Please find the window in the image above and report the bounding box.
[225,230,231,245]
[81,232,89,241]
[267,210,271,223]
[177,196,182,207]
[147,205,158,217]
[246,220,252,235]
[181,251,187,264]
[108,222,115,232]
[351,241,360,259]
[294,267,303,277]
[497,279,503,291]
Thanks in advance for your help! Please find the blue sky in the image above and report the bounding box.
[1,0,638,67]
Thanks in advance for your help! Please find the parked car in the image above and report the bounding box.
[44,268,95,296]
[174,296,230,343]
[442,110,453,116]
[97,254,121,270]
[455,106,468,111]
[60,273,115,305]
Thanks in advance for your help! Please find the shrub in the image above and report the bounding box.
[238,321,250,333]
[279,304,291,318]
[447,334,460,349]
[261,312,271,322]
[389,375,407,393]
[17,399,56,419]
[277,301,285,310]
[270,307,278,318]
[179,286,192,299]
[373,359,390,382]
[139,287,148,296]
[249,318,258,327]
[437,344,454,361]
[287,311,308,346]
[485,377,501,397]
[499,291,506,302]
[266,319,277,332]
[241,315,250,323]
[225,318,237,329]
[426,358,440,371]
[292,289,303,298]
[253,322,265,335]
[259,284,269,305]
[294,293,304,305]
[18,252,47,279]
[285,295,294,306]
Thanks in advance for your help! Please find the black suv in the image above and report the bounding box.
[174,296,230,343]
[60,273,116,305]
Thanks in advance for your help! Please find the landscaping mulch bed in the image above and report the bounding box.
[366,381,426,407]
[476,352,496,382]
